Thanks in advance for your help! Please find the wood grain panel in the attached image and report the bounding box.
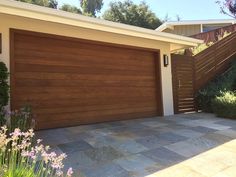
[172,31,236,114]
[10,29,163,130]
[171,54,196,114]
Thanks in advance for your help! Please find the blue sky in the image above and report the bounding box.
[57,0,231,21]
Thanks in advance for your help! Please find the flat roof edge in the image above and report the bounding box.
[0,0,203,46]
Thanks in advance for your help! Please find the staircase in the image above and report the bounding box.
[194,30,236,90]
[171,31,236,114]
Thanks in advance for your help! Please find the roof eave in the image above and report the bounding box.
[0,0,202,49]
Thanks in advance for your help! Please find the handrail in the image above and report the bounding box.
[190,24,236,43]
[194,31,236,90]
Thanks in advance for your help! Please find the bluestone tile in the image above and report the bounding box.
[190,126,217,133]
[216,129,236,138]
[115,154,156,173]
[136,135,170,149]
[156,132,188,144]
[58,140,93,154]
[110,139,148,154]
[84,146,124,163]
[173,129,204,138]
[82,163,130,177]
[165,137,219,158]
[142,147,186,166]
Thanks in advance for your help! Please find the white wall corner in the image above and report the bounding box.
[160,49,174,116]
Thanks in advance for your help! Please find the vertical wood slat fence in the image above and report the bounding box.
[172,31,236,114]
[171,54,196,114]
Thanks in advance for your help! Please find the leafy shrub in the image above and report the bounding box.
[197,83,223,112]
[191,42,214,56]
[0,62,9,126]
[197,61,236,112]
[217,31,231,41]
[212,91,236,118]
[0,127,73,177]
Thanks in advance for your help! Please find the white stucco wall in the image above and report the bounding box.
[0,13,174,116]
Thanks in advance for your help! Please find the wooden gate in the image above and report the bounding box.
[171,54,196,114]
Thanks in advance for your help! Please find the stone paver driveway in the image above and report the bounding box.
[36,113,236,177]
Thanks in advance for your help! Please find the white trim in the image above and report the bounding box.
[200,24,203,33]
[0,0,202,49]
[156,19,236,32]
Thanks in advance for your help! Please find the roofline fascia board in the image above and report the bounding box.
[156,19,236,31]
[164,19,236,26]
[0,0,202,47]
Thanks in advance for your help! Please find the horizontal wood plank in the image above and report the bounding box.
[11,29,162,130]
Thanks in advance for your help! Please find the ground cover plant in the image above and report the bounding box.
[212,91,236,118]
[0,126,74,177]
[197,61,236,118]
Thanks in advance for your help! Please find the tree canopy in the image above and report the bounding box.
[15,0,164,29]
[60,4,82,14]
[80,0,103,17]
[216,0,236,18]
[15,0,103,17]
[102,0,162,29]
[15,0,58,9]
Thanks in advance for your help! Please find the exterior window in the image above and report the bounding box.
[203,24,232,32]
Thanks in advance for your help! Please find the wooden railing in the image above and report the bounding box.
[191,24,236,43]
[194,31,236,90]
[172,31,236,113]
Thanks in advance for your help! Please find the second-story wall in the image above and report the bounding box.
[163,25,201,36]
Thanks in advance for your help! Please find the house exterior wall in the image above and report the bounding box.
[202,23,232,32]
[163,25,201,36]
[0,14,174,116]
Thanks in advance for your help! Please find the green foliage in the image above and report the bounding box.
[212,91,236,118]
[197,61,236,113]
[80,0,103,17]
[60,4,82,14]
[15,0,58,9]
[7,106,34,133]
[217,31,231,41]
[216,0,236,19]
[191,42,214,56]
[197,83,222,113]
[103,0,162,29]
[0,62,9,126]
[191,32,231,56]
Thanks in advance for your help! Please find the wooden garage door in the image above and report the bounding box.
[10,29,163,130]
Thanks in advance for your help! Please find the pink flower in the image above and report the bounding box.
[37,139,42,144]
[56,170,63,176]
[11,128,22,137]
[66,168,73,177]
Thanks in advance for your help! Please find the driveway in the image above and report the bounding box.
[36,113,236,177]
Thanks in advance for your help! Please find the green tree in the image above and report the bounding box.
[216,0,236,18]
[15,0,58,9]
[60,4,82,14]
[80,0,103,17]
[103,0,162,29]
